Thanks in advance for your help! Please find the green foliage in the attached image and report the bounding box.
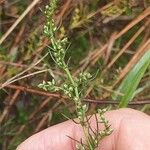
[38,1,112,149]
[7,67,21,78]
[17,107,28,124]
[113,50,150,108]
[101,0,129,17]
[0,45,5,52]
[67,36,89,65]
[90,0,100,11]
[1,0,149,149]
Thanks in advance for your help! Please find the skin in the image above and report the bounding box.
[17,108,150,150]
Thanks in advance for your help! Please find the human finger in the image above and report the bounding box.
[17,108,150,150]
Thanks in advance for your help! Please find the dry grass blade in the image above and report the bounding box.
[115,7,150,39]
[0,0,40,45]
[79,7,150,71]
[0,53,48,88]
[113,38,150,87]
[1,69,50,89]
[34,101,62,133]
[104,32,117,64]
[103,20,150,73]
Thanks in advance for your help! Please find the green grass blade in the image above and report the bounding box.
[112,50,150,108]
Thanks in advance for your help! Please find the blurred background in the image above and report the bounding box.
[0,0,150,149]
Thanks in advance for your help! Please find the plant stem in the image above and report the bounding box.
[64,67,79,97]
[64,67,94,150]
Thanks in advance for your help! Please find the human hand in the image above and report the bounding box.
[17,108,150,150]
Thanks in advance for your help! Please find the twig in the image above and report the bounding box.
[84,99,150,105]
[1,84,149,105]
[0,84,63,98]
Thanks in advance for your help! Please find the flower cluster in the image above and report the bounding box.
[76,72,92,85]
[44,1,68,68]
[52,38,68,68]
[44,0,58,19]
[98,109,113,138]
[62,83,74,98]
[38,79,60,92]
[38,1,113,149]
[44,0,57,37]
[73,96,88,123]
[71,8,80,28]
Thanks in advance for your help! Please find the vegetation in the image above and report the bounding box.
[39,1,112,149]
[0,0,150,149]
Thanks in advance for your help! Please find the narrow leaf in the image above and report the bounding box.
[112,50,150,108]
